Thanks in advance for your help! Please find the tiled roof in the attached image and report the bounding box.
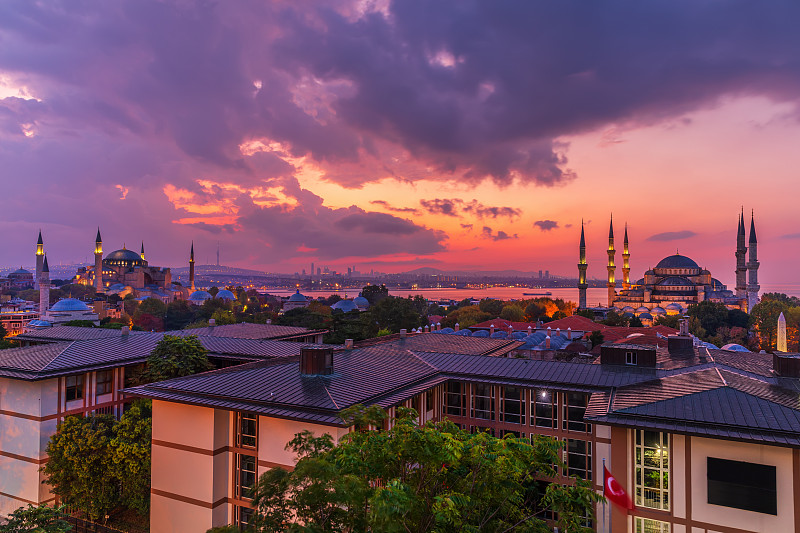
[172,323,326,340]
[15,326,148,342]
[355,334,520,356]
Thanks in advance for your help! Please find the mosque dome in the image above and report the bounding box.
[655,254,699,270]
[189,290,213,302]
[635,306,650,314]
[665,303,684,314]
[638,312,653,321]
[651,307,666,315]
[10,268,31,275]
[353,293,370,310]
[288,290,307,302]
[331,299,358,313]
[621,306,635,313]
[50,298,91,312]
[721,343,751,352]
[104,248,146,267]
[216,289,236,301]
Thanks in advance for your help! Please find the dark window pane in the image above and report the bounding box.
[707,457,776,515]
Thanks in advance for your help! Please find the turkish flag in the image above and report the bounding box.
[603,465,634,510]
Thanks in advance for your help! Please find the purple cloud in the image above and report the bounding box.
[647,230,698,242]
[481,226,517,241]
[534,220,559,231]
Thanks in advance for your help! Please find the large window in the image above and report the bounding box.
[234,505,254,527]
[236,413,258,449]
[634,430,669,510]
[531,389,556,428]
[707,457,776,515]
[471,384,495,420]
[500,386,525,424]
[65,375,83,402]
[565,439,592,481]
[563,392,589,432]
[235,453,257,500]
[635,518,670,533]
[443,382,466,417]
[96,370,113,396]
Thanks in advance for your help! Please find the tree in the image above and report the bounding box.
[371,297,426,333]
[110,400,152,516]
[524,302,547,321]
[750,298,791,351]
[61,320,96,328]
[441,305,491,329]
[686,301,729,338]
[0,504,72,532]
[478,298,504,317]
[138,334,213,383]
[250,406,600,533]
[500,305,525,322]
[165,299,195,330]
[43,415,119,521]
[628,316,643,328]
[654,314,680,329]
[574,309,595,320]
[361,284,389,305]
[589,330,605,348]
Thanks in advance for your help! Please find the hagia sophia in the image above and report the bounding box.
[578,210,760,319]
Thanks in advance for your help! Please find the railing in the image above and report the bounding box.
[61,515,127,533]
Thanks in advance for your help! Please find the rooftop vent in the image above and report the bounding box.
[667,335,694,357]
[344,339,354,350]
[774,353,800,377]
[208,318,216,326]
[121,326,130,336]
[600,344,657,367]
[300,347,334,376]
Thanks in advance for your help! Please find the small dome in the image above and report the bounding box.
[665,303,683,311]
[655,254,699,270]
[27,319,52,328]
[353,293,370,309]
[189,290,213,301]
[638,312,653,320]
[651,307,666,315]
[721,343,751,352]
[50,298,91,312]
[622,312,634,318]
[471,330,490,338]
[622,306,635,313]
[331,299,358,313]
[288,289,307,302]
[635,306,649,314]
[635,278,646,285]
[216,289,236,300]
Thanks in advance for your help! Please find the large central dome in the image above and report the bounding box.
[655,254,699,270]
[104,248,146,267]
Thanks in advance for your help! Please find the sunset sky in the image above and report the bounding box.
[2,1,800,288]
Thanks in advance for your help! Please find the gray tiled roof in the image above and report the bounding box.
[15,326,148,342]
[171,323,326,340]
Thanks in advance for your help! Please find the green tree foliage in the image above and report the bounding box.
[139,334,213,383]
[0,504,72,532]
[686,301,729,338]
[370,296,426,332]
[600,310,628,327]
[574,309,595,320]
[654,314,680,329]
[478,298,504,317]
[61,320,97,328]
[750,297,791,351]
[589,330,605,348]
[164,299,195,330]
[524,302,547,321]
[42,415,118,521]
[361,284,389,305]
[628,316,643,328]
[276,307,330,331]
[208,286,220,298]
[249,406,601,533]
[441,305,491,329]
[500,305,525,322]
[42,403,153,523]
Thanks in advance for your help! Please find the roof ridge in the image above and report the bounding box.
[37,341,77,372]
[320,378,340,410]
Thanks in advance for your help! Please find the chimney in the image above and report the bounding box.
[508,325,514,337]
[455,323,460,331]
[547,326,552,337]
[527,326,532,335]
[266,319,272,325]
[299,347,334,375]
[556,328,561,337]
[121,326,130,336]
[545,335,551,349]
[344,339,354,350]
[208,318,216,326]
[400,329,407,339]
[567,327,572,340]
[490,324,495,335]
[424,325,429,333]
[679,318,689,336]
[437,322,441,331]
[667,334,694,356]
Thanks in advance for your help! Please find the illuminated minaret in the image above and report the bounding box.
[35,230,44,290]
[189,241,196,291]
[607,215,616,307]
[39,254,49,317]
[94,228,104,294]
[622,223,631,290]
[140,242,146,261]
[747,211,760,312]
[577,221,588,309]
[735,209,747,299]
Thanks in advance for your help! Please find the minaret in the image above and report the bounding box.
[577,221,588,309]
[140,242,146,261]
[607,215,616,307]
[622,223,631,290]
[189,242,196,291]
[747,211,760,312]
[39,254,49,317]
[778,311,787,352]
[94,228,104,294]
[35,230,44,290]
[735,209,747,299]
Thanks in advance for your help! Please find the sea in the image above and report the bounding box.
[261,283,800,305]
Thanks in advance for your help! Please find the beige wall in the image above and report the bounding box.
[689,437,793,532]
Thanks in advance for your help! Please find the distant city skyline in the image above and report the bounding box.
[2,3,799,287]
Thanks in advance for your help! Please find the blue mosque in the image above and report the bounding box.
[578,211,760,316]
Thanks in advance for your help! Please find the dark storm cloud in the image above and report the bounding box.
[534,220,559,231]
[3,1,800,266]
[647,230,698,242]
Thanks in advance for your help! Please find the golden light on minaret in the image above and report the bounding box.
[622,223,631,290]
[94,227,104,293]
[36,230,44,256]
[607,214,616,307]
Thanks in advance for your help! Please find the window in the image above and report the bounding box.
[533,480,556,521]
[531,389,556,428]
[565,439,592,481]
[471,384,495,420]
[634,517,670,533]
[443,382,466,417]
[234,505,254,527]
[470,426,495,437]
[65,375,83,402]
[563,392,590,432]
[425,389,435,413]
[237,413,258,449]
[235,453,257,500]
[502,429,524,439]
[634,430,669,510]
[410,395,420,415]
[96,370,113,395]
[500,386,525,424]
[707,457,776,515]
[625,351,637,365]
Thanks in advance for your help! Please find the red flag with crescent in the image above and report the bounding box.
[603,465,634,510]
